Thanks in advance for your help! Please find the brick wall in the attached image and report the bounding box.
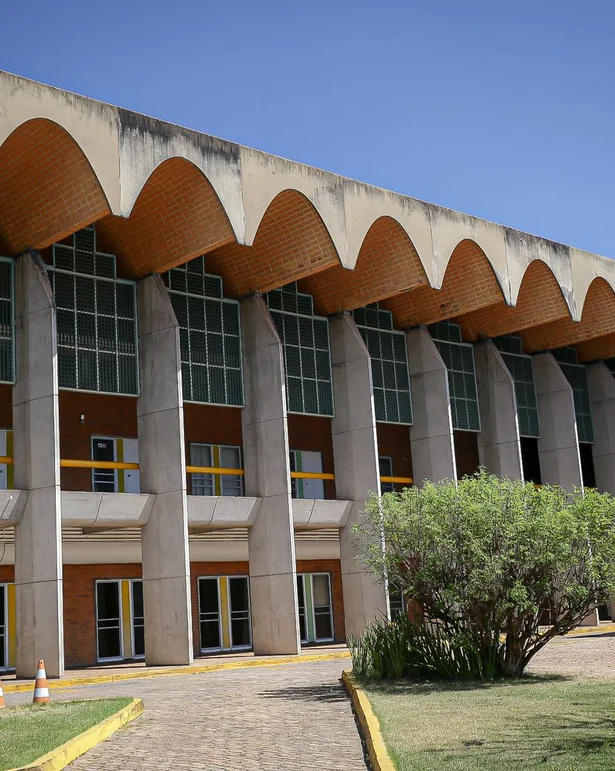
[0,565,14,582]
[454,430,480,479]
[376,423,413,490]
[288,414,336,499]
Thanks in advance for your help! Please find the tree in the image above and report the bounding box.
[356,471,615,678]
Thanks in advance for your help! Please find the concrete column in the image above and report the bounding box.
[137,275,193,665]
[533,352,583,490]
[406,327,457,485]
[13,251,64,678]
[588,362,615,495]
[475,340,523,479]
[330,313,388,638]
[241,296,300,655]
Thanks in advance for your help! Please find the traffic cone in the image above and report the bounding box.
[32,659,50,705]
[0,675,5,708]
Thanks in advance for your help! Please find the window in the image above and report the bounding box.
[0,584,5,669]
[290,450,324,499]
[379,456,395,493]
[48,227,138,395]
[353,304,412,424]
[553,347,594,444]
[493,335,540,438]
[267,283,334,416]
[198,576,252,652]
[91,436,140,493]
[165,256,243,406]
[190,444,243,496]
[428,321,480,432]
[389,585,406,619]
[297,573,334,643]
[0,583,14,670]
[95,579,143,663]
[0,259,14,384]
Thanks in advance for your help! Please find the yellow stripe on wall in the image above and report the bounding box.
[121,580,132,659]
[6,431,13,490]
[7,583,16,668]
[219,577,231,650]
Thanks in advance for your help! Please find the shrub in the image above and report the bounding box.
[355,471,615,678]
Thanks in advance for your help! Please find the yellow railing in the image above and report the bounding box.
[380,475,413,485]
[186,465,245,476]
[290,471,335,480]
[61,459,139,470]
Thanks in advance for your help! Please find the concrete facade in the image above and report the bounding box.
[533,352,583,490]
[406,327,457,485]
[240,296,300,655]
[330,313,388,636]
[588,362,615,496]
[475,340,523,480]
[137,275,193,665]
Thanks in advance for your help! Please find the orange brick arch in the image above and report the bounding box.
[0,118,110,256]
[299,216,428,315]
[521,276,615,353]
[458,258,572,342]
[96,156,235,278]
[382,239,504,329]
[206,189,340,298]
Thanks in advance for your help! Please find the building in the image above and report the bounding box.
[0,71,614,677]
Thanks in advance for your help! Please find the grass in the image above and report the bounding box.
[363,676,615,770]
[0,697,132,771]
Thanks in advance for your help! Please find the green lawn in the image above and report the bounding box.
[0,698,132,771]
[363,677,615,770]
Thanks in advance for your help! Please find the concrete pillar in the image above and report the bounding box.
[330,313,388,638]
[475,340,523,479]
[406,327,457,485]
[533,352,583,490]
[588,361,615,495]
[137,275,193,665]
[241,296,300,654]
[13,251,64,678]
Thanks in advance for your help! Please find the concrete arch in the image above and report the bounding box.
[207,188,341,298]
[0,118,111,255]
[382,239,505,329]
[300,216,428,315]
[522,276,615,353]
[459,258,572,342]
[96,156,236,278]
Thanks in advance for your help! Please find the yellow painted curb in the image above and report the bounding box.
[566,623,615,637]
[6,697,143,771]
[342,670,396,771]
[4,651,351,694]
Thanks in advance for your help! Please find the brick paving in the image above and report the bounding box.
[528,630,615,679]
[10,658,367,771]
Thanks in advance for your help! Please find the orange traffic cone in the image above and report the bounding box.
[0,675,5,708]
[32,659,49,704]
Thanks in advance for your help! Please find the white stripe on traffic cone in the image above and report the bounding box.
[32,659,50,704]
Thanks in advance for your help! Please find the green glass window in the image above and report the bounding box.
[165,256,243,406]
[267,283,334,416]
[353,304,412,424]
[553,347,594,443]
[428,321,480,431]
[493,335,540,438]
[0,259,14,384]
[48,227,138,395]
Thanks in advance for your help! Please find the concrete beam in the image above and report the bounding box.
[588,362,615,495]
[533,352,583,490]
[475,340,523,479]
[241,296,300,655]
[406,327,457,484]
[12,251,64,678]
[137,274,193,666]
[330,312,389,638]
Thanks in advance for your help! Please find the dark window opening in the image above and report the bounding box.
[521,437,542,485]
[579,443,596,489]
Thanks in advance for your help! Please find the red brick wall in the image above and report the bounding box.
[183,404,243,494]
[376,423,413,490]
[0,385,12,430]
[0,565,14,582]
[59,391,138,491]
[288,415,336,499]
[454,430,480,479]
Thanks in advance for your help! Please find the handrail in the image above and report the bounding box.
[290,471,335,481]
[186,465,245,476]
[0,456,12,464]
[380,475,413,484]
[61,459,139,470]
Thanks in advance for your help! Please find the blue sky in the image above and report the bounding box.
[3,0,614,256]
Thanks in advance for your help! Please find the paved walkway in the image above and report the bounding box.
[529,630,615,679]
[11,658,367,771]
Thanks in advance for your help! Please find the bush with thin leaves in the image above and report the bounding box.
[355,471,615,678]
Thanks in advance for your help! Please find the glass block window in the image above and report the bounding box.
[428,321,480,432]
[353,304,412,425]
[0,259,14,384]
[553,347,594,443]
[165,256,243,406]
[493,335,540,438]
[48,227,138,395]
[267,283,334,416]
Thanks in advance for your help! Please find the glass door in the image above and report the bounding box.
[92,437,117,492]
[0,584,6,669]
[198,577,221,651]
[131,580,145,658]
[312,573,334,642]
[96,581,123,661]
[228,577,251,649]
[296,575,308,643]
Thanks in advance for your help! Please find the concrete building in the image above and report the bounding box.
[0,71,614,676]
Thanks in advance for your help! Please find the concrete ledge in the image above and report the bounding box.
[292,499,351,528]
[342,670,396,771]
[7,697,143,771]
